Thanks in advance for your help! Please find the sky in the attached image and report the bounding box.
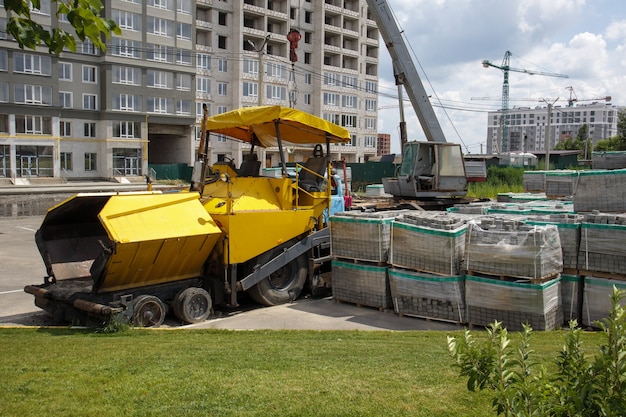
[375,0,626,154]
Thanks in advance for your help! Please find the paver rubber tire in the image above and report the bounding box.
[172,287,212,324]
[247,241,308,307]
[132,295,166,327]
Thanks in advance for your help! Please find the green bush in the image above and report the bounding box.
[447,287,626,416]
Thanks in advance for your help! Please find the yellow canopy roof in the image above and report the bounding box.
[204,105,351,148]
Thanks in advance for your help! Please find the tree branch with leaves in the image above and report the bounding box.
[4,0,121,55]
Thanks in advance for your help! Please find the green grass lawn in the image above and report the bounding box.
[0,328,603,416]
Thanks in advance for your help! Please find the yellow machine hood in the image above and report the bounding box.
[204,105,351,147]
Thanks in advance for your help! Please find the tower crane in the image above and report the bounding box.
[566,86,611,107]
[482,51,568,152]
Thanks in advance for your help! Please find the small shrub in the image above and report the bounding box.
[447,287,626,416]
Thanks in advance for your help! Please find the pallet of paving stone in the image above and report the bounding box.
[465,275,562,331]
[560,274,582,324]
[526,213,583,271]
[497,192,547,203]
[331,259,392,310]
[388,268,465,324]
[464,217,563,280]
[523,171,546,192]
[592,151,626,170]
[577,212,626,275]
[581,276,626,328]
[329,210,408,263]
[390,212,467,276]
[573,169,626,212]
[545,170,577,198]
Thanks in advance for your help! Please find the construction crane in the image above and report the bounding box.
[566,86,611,107]
[482,50,568,152]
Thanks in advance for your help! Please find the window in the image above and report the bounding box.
[112,39,142,59]
[267,62,285,79]
[176,23,191,40]
[266,85,286,100]
[305,11,312,23]
[304,52,311,65]
[176,49,192,66]
[342,75,357,89]
[341,114,357,128]
[113,94,140,112]
[84,152,97,170]
[196,102,210,117]
[218,35,227,49]
[323,92,339,106]
[81,39,98,55]
[148,17,173,37]
[82,65,97,83]
[217,105,227,114]
[197,53,211,70]
[58,62,72,81]
[304,73,312,84]
[243,81,258,98]
[14,84,53,105]
[365,118,376,130]
[243,58,258,75]
[364,136,376,148]
[147,44,173,63]
[0,82,7,102]
[177,0,191,14]
[147,70,173,89]
[112,10,141,31]
[60,152,72,171]
[113,121,141,138]
[324,72,340,86]
[15,115,52,134]
[60,121,71,137]
[217,82,227,96]
[218,12,227,25]
[196,76,210,95]
[0,50,7,71]
[83,94,97,110]
[14,53,51,75]
[59,91,72,108]
[342,95,357,109]
[112,66,140,85]
[176,74,191,91]
[148,0,173,10]
[365,99,377,112]
[147,97,171,113]
[304,93,311,105]
[323,113,340,125]
[218,58,228,72]
[84,123,96,137]
[176,99,191,115]
[365,81,377,93]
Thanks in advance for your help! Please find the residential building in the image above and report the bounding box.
[0,0,379,182]
[376,132,390,156]
[486,102,623,154]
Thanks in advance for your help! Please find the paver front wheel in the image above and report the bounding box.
[173,287,212,324]
[132,295,166,327]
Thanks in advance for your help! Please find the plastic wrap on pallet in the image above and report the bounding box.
[330,210,409,262]
[388,268,465,323]
[391,213,467,275]
[582,276,626,327]
[573,169,626,212]
[545,170,577,198]
[331,260,392,309]
[560,274,582,323]
[526,214,583,271]
[592,151,626,170]
[465,275,562,331]
[578,212,626,275]
[523,171,546,192]
[464,218,563,280]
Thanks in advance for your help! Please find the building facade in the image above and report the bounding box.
[486,102,624,154]
[0,0,380,182]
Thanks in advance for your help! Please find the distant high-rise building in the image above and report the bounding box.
[376,133,390,156]
[486,102,624,154]
[0,0,380,181]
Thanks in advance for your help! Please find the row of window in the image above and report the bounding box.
[113,10,192,40]
[324,71,378,94]
[323,112,376,131]
[323,92,377,111]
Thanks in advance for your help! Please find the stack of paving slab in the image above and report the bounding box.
[573,169,626,212]
[592,151,626,169]
[464,217,563,280]
[329,210,408,309]
[577,211,626,275]
[388,212,467,323]
[581,276,626,328]
[523,171,546,192]
[545,170,577,198]
[464,217,563,331]
[526,213,583,271]
[561,274,582,324]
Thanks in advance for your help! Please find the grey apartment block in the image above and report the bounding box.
[0,0,380,182]
[486,103,624,154]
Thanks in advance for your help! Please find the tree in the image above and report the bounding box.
[554,124,589,159]
[4,0,120,55]
[594,110,626,152]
